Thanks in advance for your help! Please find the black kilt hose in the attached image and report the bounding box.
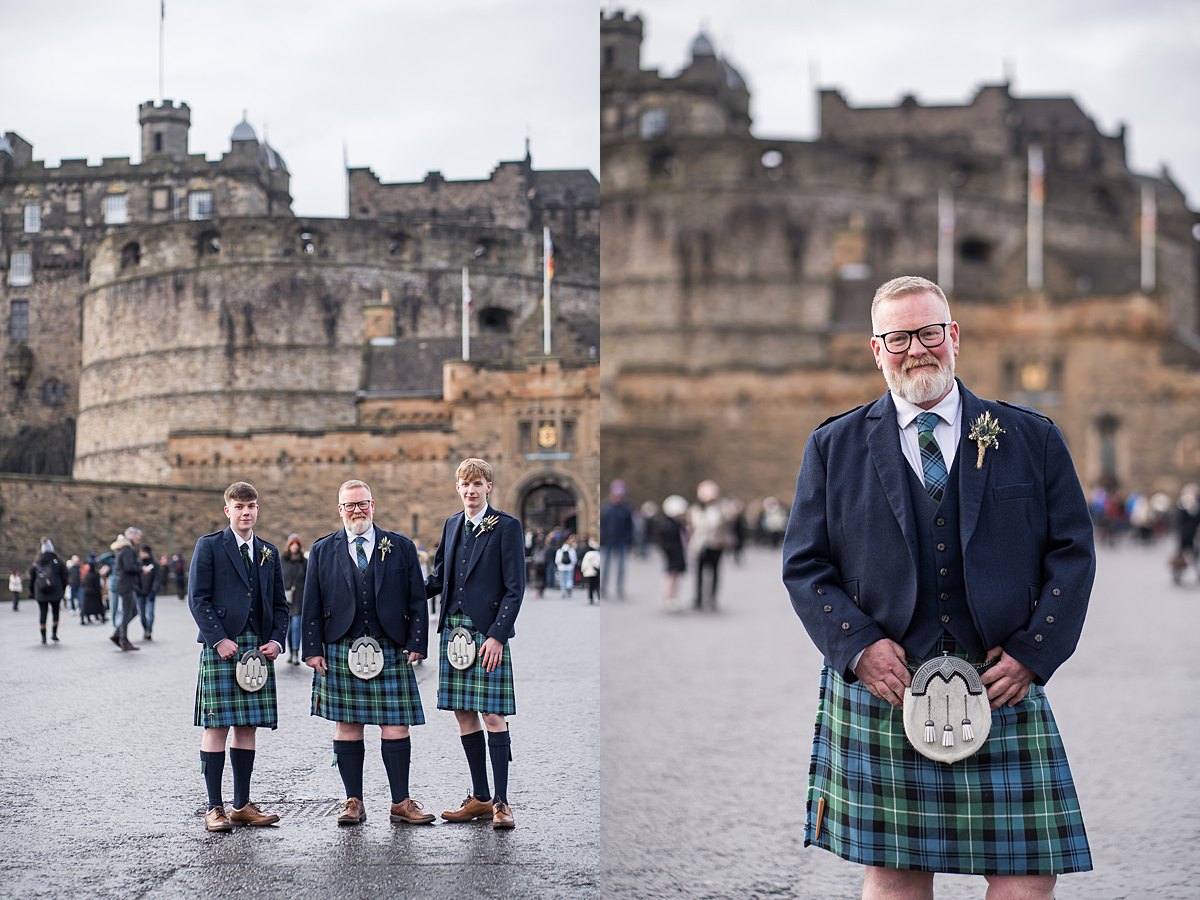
[311,633,425,726]
[806,644,1092,875]
[194,628,278,729]
[438,610,516,715]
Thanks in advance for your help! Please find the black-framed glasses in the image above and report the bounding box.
[873,322,950,354]
[339,500,373,512]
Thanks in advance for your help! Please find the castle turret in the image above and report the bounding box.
[601,10,643,76]
[138,99,190,162]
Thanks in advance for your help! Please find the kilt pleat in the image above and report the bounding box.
[806,659,1092,875]
[311,633,425,725]
[194,629,278,729]
[437,610,516,715]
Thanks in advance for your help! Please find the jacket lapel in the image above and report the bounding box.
[372,528,386,595]
[445,512,464,585]
[335,530,355,596]
[957,382,991,551]
[465,507,492,578]
[866,393,919,569]
[223,527,250,589]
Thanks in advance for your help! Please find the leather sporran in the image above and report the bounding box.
[902,654,991,764]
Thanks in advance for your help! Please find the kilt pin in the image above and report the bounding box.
[784,382,1096,875]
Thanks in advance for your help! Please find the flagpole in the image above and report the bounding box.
[543,226,552,355]
[462,267,471,361]
[1140,183,1157,293]
[937,188,955,294]
[1027,143,1044,292]
[159,1,165,102]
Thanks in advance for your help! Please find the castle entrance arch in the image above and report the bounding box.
[517,477,577,538]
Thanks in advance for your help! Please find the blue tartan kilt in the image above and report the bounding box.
[806,644,1092,875]
[437,610,516,716]
[194,629,278,729]
[311,633,425,726]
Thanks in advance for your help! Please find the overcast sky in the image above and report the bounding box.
[611,0,1200,206]
[2,0,599,218]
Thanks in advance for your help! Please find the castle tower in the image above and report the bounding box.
[601,10,643,75]
[138,99,190,162]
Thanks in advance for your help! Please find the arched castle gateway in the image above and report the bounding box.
[0,100,598,567]
[600,10,1200,504]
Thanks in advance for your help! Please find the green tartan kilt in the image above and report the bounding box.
[194,629,278,729]
[806,643,1092,875]
[311,633,425,726]
[437,610,516,716]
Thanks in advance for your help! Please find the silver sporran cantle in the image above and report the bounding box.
[902,653,992,764]
[447,626,477,670]
[348,636,384,680]
[235,648,269,692]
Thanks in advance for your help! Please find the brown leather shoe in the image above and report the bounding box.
[337,797,366,826]
[230,802,280,826]
[120,639,140,651]
[441,795,494,822]
[492,801,515,830]
[390,798,435,825]
[204,805,233,832]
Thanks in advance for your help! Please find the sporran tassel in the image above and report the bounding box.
[942,696,954,746]
[924,697,935,743]
[961,696,974,742]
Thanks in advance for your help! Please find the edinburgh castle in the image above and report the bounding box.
[600,11,1200,507]
[1,100,598,569]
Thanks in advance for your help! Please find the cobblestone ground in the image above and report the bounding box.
[601,541,1200,899]
[0,587,598,899]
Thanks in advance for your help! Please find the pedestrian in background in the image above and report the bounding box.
[135,544,159,640]
[8,568,21,611]
[108,530,143,652]
[658,495,689,612]
[580,539,600,604]
[783,275,1093,897]
[172,552,188,600]
[66,555,81,611]
[1171,483,1200,585]
[31,548,68,644]
[281,533,306,665]
[689,480,731,611]
[600,479,634,599]
[556,535,578,599]
[80,554,105,624]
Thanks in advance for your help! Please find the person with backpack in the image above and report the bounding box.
[31,548,68,644]
[555,535,578,599]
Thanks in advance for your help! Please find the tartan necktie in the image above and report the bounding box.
[239,542,253,577]
[915,412,948,504]
[464,518,475,537]
[355,536,368,572]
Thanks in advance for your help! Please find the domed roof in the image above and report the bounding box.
[722,59,747,91]
[231,115,257,143]
[690,30,715,59]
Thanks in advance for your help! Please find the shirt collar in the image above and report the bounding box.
[234,531,255,550]
[344,526,375,546]
[465,506,490,528]
[892,381,961,431]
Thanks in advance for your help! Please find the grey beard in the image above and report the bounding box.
[345,518,372,536]
[886,363,955,405]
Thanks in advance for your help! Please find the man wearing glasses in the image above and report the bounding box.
[301,480,434,827]
[783,276,1094,898]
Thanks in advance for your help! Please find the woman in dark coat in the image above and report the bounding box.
[656,495,689,612]
[80,554,106,624]
[281,533,307,665]
[31,549,68,643]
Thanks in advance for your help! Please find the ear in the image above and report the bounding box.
[870,336,884,370]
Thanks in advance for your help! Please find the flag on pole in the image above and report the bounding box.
[1141,183,1157,293]
[1027,143,1044,292]
[544,228,555,281]
[462,267,471,361]
[937,189,955,294]
[542,227,553,355]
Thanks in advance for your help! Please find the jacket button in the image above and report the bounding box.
[840,622,850,631]
[939,568,948,576]
[940,614,950,623]
[1052,588,1062,596]
[823,604,832,613]
[1034,634,1044,642]
[817,587,826,595]
[940,592,949,601]
[936,518,945,526]
[1045,615,1054,624]
[936,543,946,551]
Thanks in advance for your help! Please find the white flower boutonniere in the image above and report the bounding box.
[259,546,272,567]
[378,536,394,561]
[477,515,501,535]
[968,412,1006,470]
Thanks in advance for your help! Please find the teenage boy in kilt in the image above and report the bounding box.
[426,458,523,830]
[190,482,288,833]
[783,277,1094,899]
[301,480,433,827]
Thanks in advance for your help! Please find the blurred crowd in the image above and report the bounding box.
[1087,483,1200,586]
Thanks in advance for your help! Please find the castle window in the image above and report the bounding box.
[104,194,128,225]
[648,148,676,180]
[640,107,669,139]
[197,230,221,256]
[478,306,512,333]
[24,204,41,233]
[518,421,533,453]
[561,418,576,452]
[958,237,992,264]
[299,231,316,254]
[388,233,409,256]
[9,251,32,286]
[473,238,493,259]
[154,132,163,152]
[66,192,82,214]
[120,242,141,270]
[40,379,67,407]
[151,187,172,211]
[9,300,29,340]
[604,45,616,68]
[188,191,213,221]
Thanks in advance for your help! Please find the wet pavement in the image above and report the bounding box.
[602,541,1200,899]
[0,589,598,899]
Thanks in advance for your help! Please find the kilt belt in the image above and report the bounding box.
[437,610,516,716]
[194,628,278,729]
[311,633,425,726]
[806,639,1092,875]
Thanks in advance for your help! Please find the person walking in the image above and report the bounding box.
[80,554,105,624]
[657,495,689,612]
[31,548,69,644]
[109,529,146,652]
[600,480,635,598]
[689,481,730,611]
[135,544,159,640]
[8,568,21,611]
[555,535,578,599]
[579,539,601,604]
[783,275,1094,898]
[281,534,307,665]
